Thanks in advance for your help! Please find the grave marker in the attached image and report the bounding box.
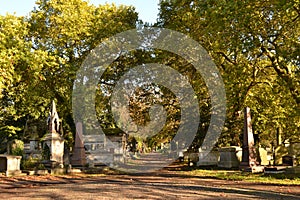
[71,122,86,166]
[41,100,64,168]
[239,107,264,172]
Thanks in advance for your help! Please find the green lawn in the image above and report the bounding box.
[182,169,300,185]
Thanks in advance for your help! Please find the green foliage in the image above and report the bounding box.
[0,0,138,148]
[22,157,45,170]
[184,169,300,185]
[0,14,50,147]
[9,139,24,156]
[158,0,300,147]
[1,0,299,152]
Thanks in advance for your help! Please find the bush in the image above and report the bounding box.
[10,139,24,156]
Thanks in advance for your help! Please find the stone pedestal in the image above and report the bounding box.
[0,155,22,176]
[42,132,64,166]
[218,147,242,168]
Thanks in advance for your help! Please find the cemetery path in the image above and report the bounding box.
[0,171,299,200]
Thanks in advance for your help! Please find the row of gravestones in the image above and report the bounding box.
[198,145,299,168]
[0,101,125,176]
[0,101,65,176]
[1,105,298,176]
[197,107,299,173]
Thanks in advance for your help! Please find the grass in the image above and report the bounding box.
[182,169,300,185]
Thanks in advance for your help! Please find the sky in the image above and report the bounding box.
[0,0,160,24]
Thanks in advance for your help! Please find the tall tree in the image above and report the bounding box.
[158,0,299,146]
[28,0,138,144]
[0,14,56,150]
[0,0,139,150]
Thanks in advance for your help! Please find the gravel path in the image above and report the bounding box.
[0,172,299,200]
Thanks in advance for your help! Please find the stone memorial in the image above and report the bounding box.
[71,122,86,166]
[239,107,264,173]
[258,147,269,166]
[41,100,64,168]
[0,154,22,176]
[24,126,42,159]
[84,134,113,167]
[282,155,296,166]
[218,146,242,168]
[274,144,288,165]
[198,147,220,166]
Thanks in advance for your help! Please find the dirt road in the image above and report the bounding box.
[0,171,299,200]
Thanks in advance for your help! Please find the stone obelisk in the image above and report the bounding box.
[71,122,86,166]
[239,107,261,172]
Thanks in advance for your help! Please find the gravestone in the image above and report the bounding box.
[0,155,22,176]
[288,141,300,163]
[198,147,219,166]
[218,146,242,168]
[282,155,296,166]
[71,122,86,166]
[239,107,264,172]
[274,145,288,165]
[29,126,40,151]
[41,100,64,168]
[84,134,113,167]
[258,147,268,166]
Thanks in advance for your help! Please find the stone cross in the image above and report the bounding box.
[240,107,258,169]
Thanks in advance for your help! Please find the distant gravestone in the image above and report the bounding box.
[282,155,296,166]
[274,145,288,165]
[218,146,242,168]
[258,148,269,166]
[198,147,220,166]
[71,122,86,166]
[29,126,40,152]
[239,107,263,172]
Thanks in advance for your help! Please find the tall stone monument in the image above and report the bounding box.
[42,100,64,167]
[71,122,86,166]
[239,107,263,172]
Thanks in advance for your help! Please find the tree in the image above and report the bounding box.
[28,0,139,145]
[0,0,139,150]
[0,14,55,151]
[158,0,299,146]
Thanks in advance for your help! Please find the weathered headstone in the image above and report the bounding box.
[84,134,113,167]
[239,107,264,172]
[258,147,268,166]
[24,125,43,160]
[29,126,39,150]
[282,155,296,166]
[218,146,242,168]
[41,100,64,168]
[198,147,220,166]
[71,122,86,166]
[274,145,288,165]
